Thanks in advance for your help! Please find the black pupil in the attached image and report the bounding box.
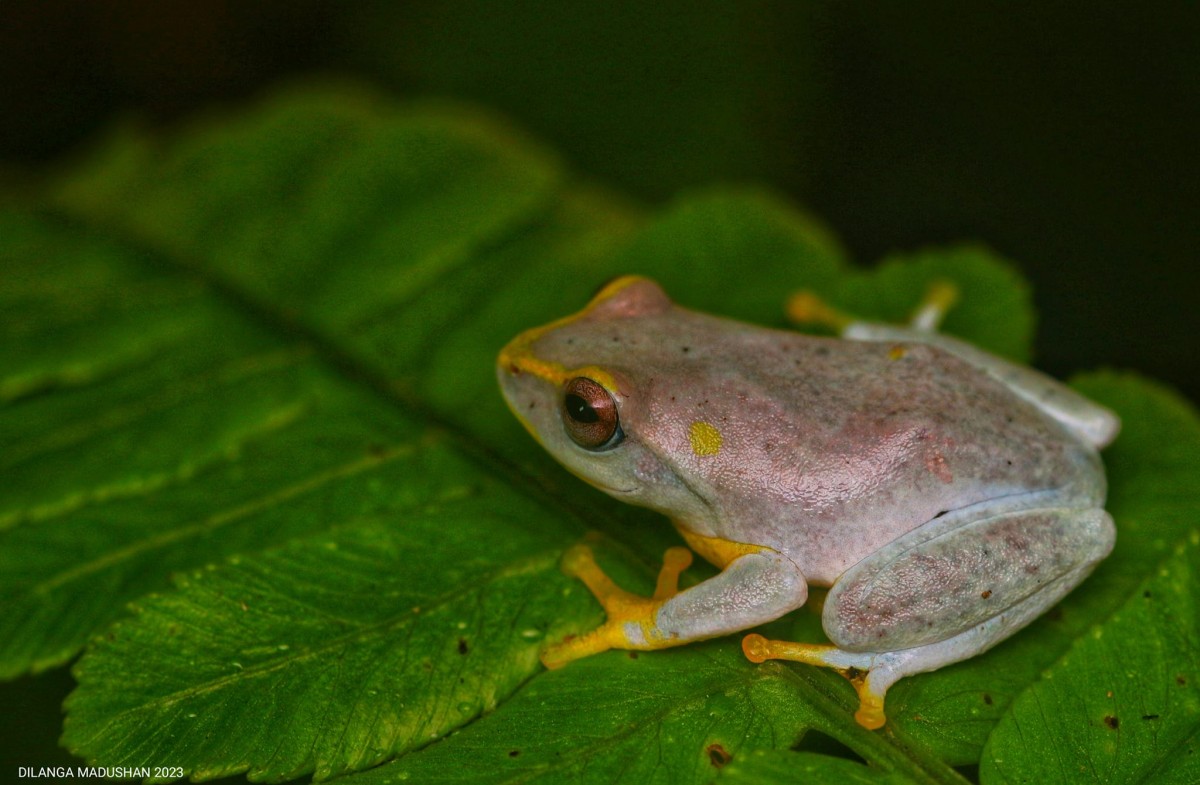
[565,393,598,423]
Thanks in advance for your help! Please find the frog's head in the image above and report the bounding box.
[497,276,712,521]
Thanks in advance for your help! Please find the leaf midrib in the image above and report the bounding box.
[36,208,619,545]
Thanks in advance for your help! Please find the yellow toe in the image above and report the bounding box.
[542,543,695,669]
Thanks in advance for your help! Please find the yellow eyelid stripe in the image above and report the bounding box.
[497,277,650,390]
[589,274,651,302]
[500,349,619,393]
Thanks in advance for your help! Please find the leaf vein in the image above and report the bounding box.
[30,442,414,596]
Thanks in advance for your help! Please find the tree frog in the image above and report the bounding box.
[496,275,1118,729]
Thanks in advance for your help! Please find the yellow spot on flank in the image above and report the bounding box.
[689,421,723,457]
[888,345,907,360]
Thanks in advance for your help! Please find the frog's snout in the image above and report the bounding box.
[496,339,557,446]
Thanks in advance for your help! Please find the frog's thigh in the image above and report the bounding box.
[858,548,1108,706]
[653,550,809,643]
[842,321,1119,448]
[824,503,1115,654]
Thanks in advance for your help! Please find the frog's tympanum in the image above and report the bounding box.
[496,276,1118,729]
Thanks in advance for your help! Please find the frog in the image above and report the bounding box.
[496,275,1118,730]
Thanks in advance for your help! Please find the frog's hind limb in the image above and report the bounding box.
[746,554,1105,730]
[785,279,955,332]
[541,543,809,669]
[742,635,886,729]
[742,503,1115,730]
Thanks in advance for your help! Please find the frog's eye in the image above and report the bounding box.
[561,377,624,450]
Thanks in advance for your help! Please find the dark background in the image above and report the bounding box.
[2,0,1196,776]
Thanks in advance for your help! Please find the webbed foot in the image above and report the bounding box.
[786,280,959,335]
[541,544,693,669]
[742,634,886,730]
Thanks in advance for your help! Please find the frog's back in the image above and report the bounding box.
[641,318,1103,581]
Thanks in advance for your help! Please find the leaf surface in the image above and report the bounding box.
[717,749,918,784]
[64,504,588,781]
[981,536,1200,784]
[337,646,947,785]
[0,85,1194,784]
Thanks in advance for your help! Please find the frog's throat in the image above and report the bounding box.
[497,275,649,391]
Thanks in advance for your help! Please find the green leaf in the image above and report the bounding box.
[53,85,566,329]
[980,536,1200,784]
[63,503,587,782]
[3,84,1196,784]
[717,749,918,784]
[335,645,946,785]
[1,210,438,677]
[338,645,819,785]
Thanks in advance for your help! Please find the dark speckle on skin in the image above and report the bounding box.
[983,693,994,705]
[706,744,732,768]
[1104,715,1119,730]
